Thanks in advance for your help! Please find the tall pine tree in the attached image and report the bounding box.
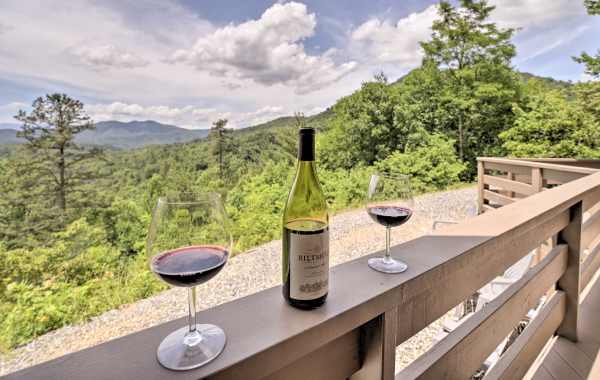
[209,118,233,180]
[0,94,109,246]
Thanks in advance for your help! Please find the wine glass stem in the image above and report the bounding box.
[385,227,391,261]
[188,287,197,333]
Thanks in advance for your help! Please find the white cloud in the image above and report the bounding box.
[490,0,586,29]
[349,0,589,71]
[350,5,438,67]
[168,2,357,94]
[0,102,29,122]
[69,44,149,70]
[0,23,11,35]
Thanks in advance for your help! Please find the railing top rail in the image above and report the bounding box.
[477,157,600,174]
[6,173,600,380]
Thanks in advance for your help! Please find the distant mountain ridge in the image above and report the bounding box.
[0,120,210,149]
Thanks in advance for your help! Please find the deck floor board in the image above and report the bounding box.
[527,272,600,379]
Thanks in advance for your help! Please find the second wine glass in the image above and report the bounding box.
[366,173,414,273]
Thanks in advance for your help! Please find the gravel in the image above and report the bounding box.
[0,186,477,376]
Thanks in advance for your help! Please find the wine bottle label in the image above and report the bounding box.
[289,228,329,300]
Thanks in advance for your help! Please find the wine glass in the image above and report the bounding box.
[147,192,232,371]
[366,173,414,273]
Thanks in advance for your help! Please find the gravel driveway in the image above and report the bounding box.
[0,186,477,376]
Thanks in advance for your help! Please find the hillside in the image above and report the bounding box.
[0,120,210,149]
[77,120,209,148]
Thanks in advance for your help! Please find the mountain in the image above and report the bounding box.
[0,120,210,149]
[0,123,21,130]
[0,129,22,144]
[77,120,209,149]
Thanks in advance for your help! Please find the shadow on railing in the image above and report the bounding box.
[5,158,600,380]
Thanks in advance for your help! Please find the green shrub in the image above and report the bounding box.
[375,133,465,194]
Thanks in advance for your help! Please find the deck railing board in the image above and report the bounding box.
[483,175,535,196]
[483,189,515,206]
[397,245,567,380]
[395,211,569,345]
[478,157,599,175]
[482,291,566,380]
[6,160,600,380]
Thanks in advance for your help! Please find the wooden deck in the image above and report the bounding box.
[526,270,600,380]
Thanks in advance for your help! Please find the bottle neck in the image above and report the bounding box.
[298,132,315,161]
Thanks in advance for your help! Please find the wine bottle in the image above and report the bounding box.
[282,127,329,309]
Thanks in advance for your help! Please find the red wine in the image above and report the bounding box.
[151,245,228,287]
[367,206,412,228]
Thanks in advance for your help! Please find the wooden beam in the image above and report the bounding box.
[557,202,583,342]
[483,175,535,196]
[265,329,360,380]
[482,204,496,213]
[482,291,566,380]
[478,157,599,175]
[544,169,587,185]
[484,190,515,206]
[396,245,568,380]
[350,308,397,380]
[480,160,531,176]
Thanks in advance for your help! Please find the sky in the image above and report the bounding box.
[0,0,598,129]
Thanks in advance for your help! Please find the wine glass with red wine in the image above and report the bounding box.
[147,192,232,371]
[366,173,414,273]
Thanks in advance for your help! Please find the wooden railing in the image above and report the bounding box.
[478,157,600,289]
[5,158,600,380]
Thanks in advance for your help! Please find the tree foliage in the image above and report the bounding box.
[209,118,233,180]
[574,0,600,78]
[420,0,520,169]
[500,81,600,158]
[1,95,110,247]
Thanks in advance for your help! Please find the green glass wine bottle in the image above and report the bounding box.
[282,127,329,309]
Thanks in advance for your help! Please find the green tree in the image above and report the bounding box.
[573,0,600,78]
[420,0,520,168]
[500,84,600,158]
[15,94,107,218]
[375,132,466,193]
[209,118,233,180]
[320,74,403,169]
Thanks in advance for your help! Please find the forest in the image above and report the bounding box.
[1,0,599,351]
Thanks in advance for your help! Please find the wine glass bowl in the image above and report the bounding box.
[147,192,232,371]
[366,173,414,273]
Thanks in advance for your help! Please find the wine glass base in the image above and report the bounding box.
[368,257,408,274]
[157,324,226,371]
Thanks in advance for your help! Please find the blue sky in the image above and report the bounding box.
[0,0,598,128]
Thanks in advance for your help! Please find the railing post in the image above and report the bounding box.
[531,167,543,193]
[556,201,583,342]
[350,308,397,380]
[477,159,485,214]
[506,171,515,198]
[532,167,545,265]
